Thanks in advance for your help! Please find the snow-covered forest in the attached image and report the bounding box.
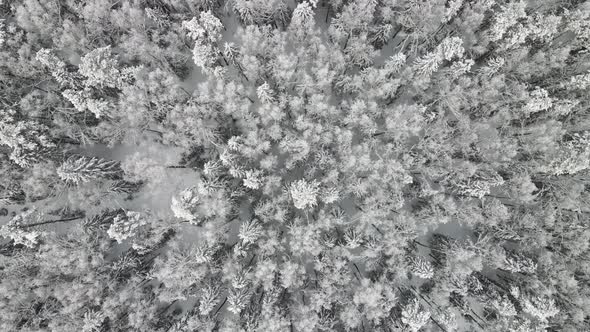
[1,0,590,331]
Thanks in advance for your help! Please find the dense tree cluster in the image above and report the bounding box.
[1,0,590,331]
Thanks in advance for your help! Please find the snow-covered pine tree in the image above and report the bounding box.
[0,109,56,168]
[57,155,121,185]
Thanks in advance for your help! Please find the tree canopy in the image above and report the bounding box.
[1,0,590,331]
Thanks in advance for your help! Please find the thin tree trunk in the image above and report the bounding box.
[213,297,227,315]
[20,215,85,228]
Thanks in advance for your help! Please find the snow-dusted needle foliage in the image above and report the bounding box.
[0,109,55,167]
[288,179,320,210]
[402,299,431,332]
[57,155,121,185]
[106,211,147,243]
[0,209,43,248]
